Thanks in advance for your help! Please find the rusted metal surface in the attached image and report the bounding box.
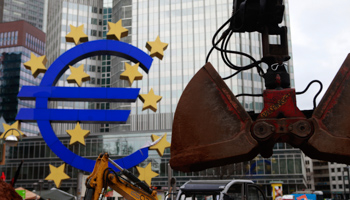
[170,57,350,172]
[170,62,258,172]
[304,54,350,163]
[261,26,290,65]
[258,89,304,119]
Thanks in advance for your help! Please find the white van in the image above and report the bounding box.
[176,180,266,200]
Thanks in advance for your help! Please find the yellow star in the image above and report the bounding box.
[23,53,47,78]
[66,122,90,145]
[139,88,162,112]
[146,36,168,60]
[149,133,171,157]
[0,121,25,139]
[45,164,70,188]
[65,24,88,45]
[136,163,159,186]
[107,20,128,40]
[120,63,143,86]
[67,64,90,87]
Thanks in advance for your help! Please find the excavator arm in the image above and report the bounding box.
[84,153,158,200]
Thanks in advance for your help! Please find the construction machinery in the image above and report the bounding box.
[84,153,158,200]
[170,0,350,172]
[84,153,268,200]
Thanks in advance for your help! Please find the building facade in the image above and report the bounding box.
[0,20,45,136]
[1,131,306,198]
[306,159,350,199]
[113,0,295,132]
[329,163,350,199]
[111,0,303,196]
[0,0,45,31]
[45,0,108,135]
[304,156,315,191]
[1,0,307,199]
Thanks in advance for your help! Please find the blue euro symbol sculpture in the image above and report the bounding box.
[16,40,153,172]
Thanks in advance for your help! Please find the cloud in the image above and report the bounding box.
[289,0,350,109]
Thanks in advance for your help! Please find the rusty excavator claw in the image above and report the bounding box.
[170,63,258,172]
[170,0,350,172]
[170,56,350,172]
[302,54,350,163]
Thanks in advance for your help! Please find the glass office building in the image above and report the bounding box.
[109,0,304,196]
[0,0,45,31]
[1,0,306,198]
[116,0,295,131]
[0,20,45,136]
[45,0,108,135]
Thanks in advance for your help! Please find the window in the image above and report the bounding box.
[331,168,335,173]
[332,176,336,181]
[92,7,98,13]
[338,176,342,180]
[338,168,341,172]
[339,185,343,189]
[247,185,264,200]
[90,30,97,36]
[306,168,310,172]
[225,184,243,200]
[91,18,97,25]
[305,161,309,165]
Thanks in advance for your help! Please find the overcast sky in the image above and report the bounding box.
[288,0,350,110]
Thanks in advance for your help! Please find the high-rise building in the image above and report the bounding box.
[111,0,303,196]
[0,0,116,192]
[0,20,45,136]
[0,0,45,31]
[113,0,295,132]
[1,0,306,198]
[46,0,107,135]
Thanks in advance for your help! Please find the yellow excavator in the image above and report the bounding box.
[84,153,158,200]
[83,153,268,200]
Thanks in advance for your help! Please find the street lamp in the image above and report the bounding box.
[33,182,38,200]
[38,180,43,196]
[0,128,23,147]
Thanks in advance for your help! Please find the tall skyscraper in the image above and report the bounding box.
[46,0,107,135]
[112,0,295,132]
[1,0,306,198]
[0,0,45,31]
[111,0,302,196]
[0,20,45,136]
